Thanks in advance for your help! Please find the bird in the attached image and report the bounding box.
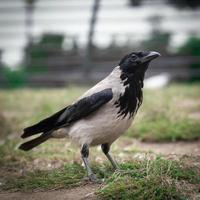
[19,51,160,183]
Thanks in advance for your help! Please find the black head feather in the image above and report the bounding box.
[115,51,160,118]
[119,51,160,75]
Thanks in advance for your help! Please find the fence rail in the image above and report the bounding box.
[1,55,199,87]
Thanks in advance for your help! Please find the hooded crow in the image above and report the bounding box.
[19,51,160,183]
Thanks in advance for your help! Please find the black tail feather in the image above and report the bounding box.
[21,107,67,138]
[19,133,51,151]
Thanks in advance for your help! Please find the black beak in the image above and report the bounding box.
[141,51,161,63]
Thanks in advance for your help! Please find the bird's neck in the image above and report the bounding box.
[114,70,143,119]
[120,71,144,89]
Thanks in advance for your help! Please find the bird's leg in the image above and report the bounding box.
[81,144,101,183]
[101,143,119,170]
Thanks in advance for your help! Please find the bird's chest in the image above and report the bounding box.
[68,70,143,146]
[68,92,137,146]
[101,103,134,139]
[71,102,134,146]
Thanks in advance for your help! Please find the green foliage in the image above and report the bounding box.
[2,67,26,88]
[29,34,64,60]
[25,33,65,72]
[178,37,200,56]
[40,34,64,49]
[178,37,200,81]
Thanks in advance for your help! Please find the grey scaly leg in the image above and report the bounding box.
[101,143,119,170]
[81,144,101,183]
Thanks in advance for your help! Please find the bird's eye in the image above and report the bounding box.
[131,55,137,61]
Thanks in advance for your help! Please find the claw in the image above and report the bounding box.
[89,174,102,184]
[83,174,102,184]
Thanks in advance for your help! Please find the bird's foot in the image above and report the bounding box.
[83,174,102,184]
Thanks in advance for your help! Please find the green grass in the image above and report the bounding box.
[0,84,200,199]
[0,87,87,132]
[1,155,199,200]
[126,84,200,141]
[1,139,199,199]
[0,84,199,142]
[2,164,85,191]
[98,175,183,200]
[97,157,200,200]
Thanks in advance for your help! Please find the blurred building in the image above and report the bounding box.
[0,0,200,86]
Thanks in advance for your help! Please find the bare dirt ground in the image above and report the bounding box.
[0,140,200,200]
[0,184,99,200]
[117,139,200,155]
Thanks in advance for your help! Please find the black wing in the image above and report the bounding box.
[21,88,113,138]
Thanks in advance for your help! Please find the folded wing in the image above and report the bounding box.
[21,88,113,138]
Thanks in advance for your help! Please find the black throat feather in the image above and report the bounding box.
[114,72,143,118]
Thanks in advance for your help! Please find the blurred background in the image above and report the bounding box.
[0,0,200,87]
[0,1,200,197]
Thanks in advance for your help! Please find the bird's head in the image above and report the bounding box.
[119,51,161,75]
